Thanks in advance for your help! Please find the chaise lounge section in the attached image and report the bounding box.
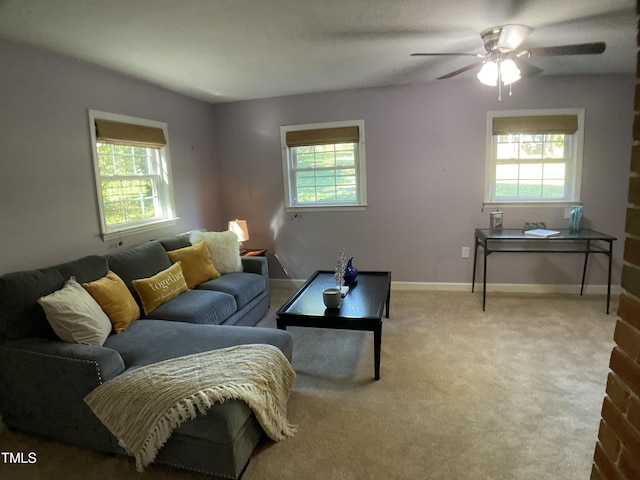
[0,232,293,479]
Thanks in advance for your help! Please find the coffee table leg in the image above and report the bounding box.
[374,322,381,380]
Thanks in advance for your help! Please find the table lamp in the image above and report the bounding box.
[228,219,249,252]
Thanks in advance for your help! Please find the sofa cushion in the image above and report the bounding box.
[156,232,192,252]
[105,241,172,302]
[145,290,237,325]
[166,241,220,289]
[189,230,242,275]
[196,272,265,309]
[37,277,112,346]
[103,320,294,370]
[0,255,109,340]
[102,321,294,448]
[82,271,140,333]
[132,262,189,315]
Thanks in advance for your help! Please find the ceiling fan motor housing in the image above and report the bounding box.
[480,27,503,53]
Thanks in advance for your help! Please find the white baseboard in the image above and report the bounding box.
[391,281,622,295]
[270,278,622,296]
[270,278,306,289]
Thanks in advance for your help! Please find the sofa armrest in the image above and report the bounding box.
[0,337,126,381]
[241,255,268,276]
[0,338,125,451]
[241,256,269,296]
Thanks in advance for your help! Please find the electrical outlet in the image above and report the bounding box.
[461,247,470,258]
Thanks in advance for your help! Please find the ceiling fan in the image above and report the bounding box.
[411,25,606,100]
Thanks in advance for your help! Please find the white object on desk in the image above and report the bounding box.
[524,229,560,237]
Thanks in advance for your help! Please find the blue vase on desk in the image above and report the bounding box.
[569,206,583,232]
[344,257,358,285]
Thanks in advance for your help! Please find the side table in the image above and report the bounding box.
[240,249,267,257]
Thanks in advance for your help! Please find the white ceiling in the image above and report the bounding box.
[0,0,636,104]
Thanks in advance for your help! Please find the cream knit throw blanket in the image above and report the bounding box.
[84,344,296,472]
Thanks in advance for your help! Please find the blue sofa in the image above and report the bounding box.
[0,233,293,479]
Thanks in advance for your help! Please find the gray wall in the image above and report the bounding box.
[0,38,633,289]
[213,75,634,286]
[0,39,221,274]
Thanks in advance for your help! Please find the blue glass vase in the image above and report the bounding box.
[569,206,583,232]
[344,256,358,285]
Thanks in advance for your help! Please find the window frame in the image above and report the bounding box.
[88,110,177,240]
[280,120,367,212]
[484,108,585,208]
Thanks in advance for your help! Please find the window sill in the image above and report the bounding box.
[285,204,367,213]
[102,217,179,241]
[483,201,582,209]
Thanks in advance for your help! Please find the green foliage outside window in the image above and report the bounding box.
[97,143,160,226]
[494,133,567,200]
[292,143,357,204]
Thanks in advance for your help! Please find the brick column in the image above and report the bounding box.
[591,5,640,479]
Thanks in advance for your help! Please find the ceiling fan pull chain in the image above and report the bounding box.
[497,60,503,101]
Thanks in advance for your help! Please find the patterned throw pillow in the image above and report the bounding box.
[132,262,188,315]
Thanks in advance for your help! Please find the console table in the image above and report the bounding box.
[472,228,616,313]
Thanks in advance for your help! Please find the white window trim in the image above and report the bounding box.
[88,110,178,240]
[280,120,367,212]
[483,108,585,209]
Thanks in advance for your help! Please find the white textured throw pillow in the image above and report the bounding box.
[38,277,113,346]
[189,230,242,275]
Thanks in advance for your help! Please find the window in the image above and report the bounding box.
[484,109,584,206]
[281,120,366,211]
[89,110,177,239]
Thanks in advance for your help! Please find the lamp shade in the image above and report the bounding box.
[500,59,521,85]
[228,220,249,242]
[477,61,498,86]
[477,59,521,88]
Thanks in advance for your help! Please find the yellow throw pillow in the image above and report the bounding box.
[132,262,188,315]
[82,271,140,333]
[166,241,220,289]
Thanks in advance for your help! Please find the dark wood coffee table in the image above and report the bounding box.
[276,270,391,380]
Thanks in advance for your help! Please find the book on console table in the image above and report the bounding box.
[524,229,560,237]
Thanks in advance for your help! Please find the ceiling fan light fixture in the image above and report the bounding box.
[411,23,605,101]
[500,59,521,85]
[477,61,498,86]
[477,58,521,89]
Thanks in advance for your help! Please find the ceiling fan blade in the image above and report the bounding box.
[437,60,485,80]
[526,42,606,58]
[497,24,534,50]
[516,60,543,78]
[411,52,482,57]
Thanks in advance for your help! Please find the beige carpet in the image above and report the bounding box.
[0,287,616,480]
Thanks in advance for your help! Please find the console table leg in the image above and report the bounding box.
[482,250,488,311]
[472,237,478,293]
[580,245,590,296]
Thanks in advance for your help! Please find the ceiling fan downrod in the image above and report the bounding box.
[498,60,503,101]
